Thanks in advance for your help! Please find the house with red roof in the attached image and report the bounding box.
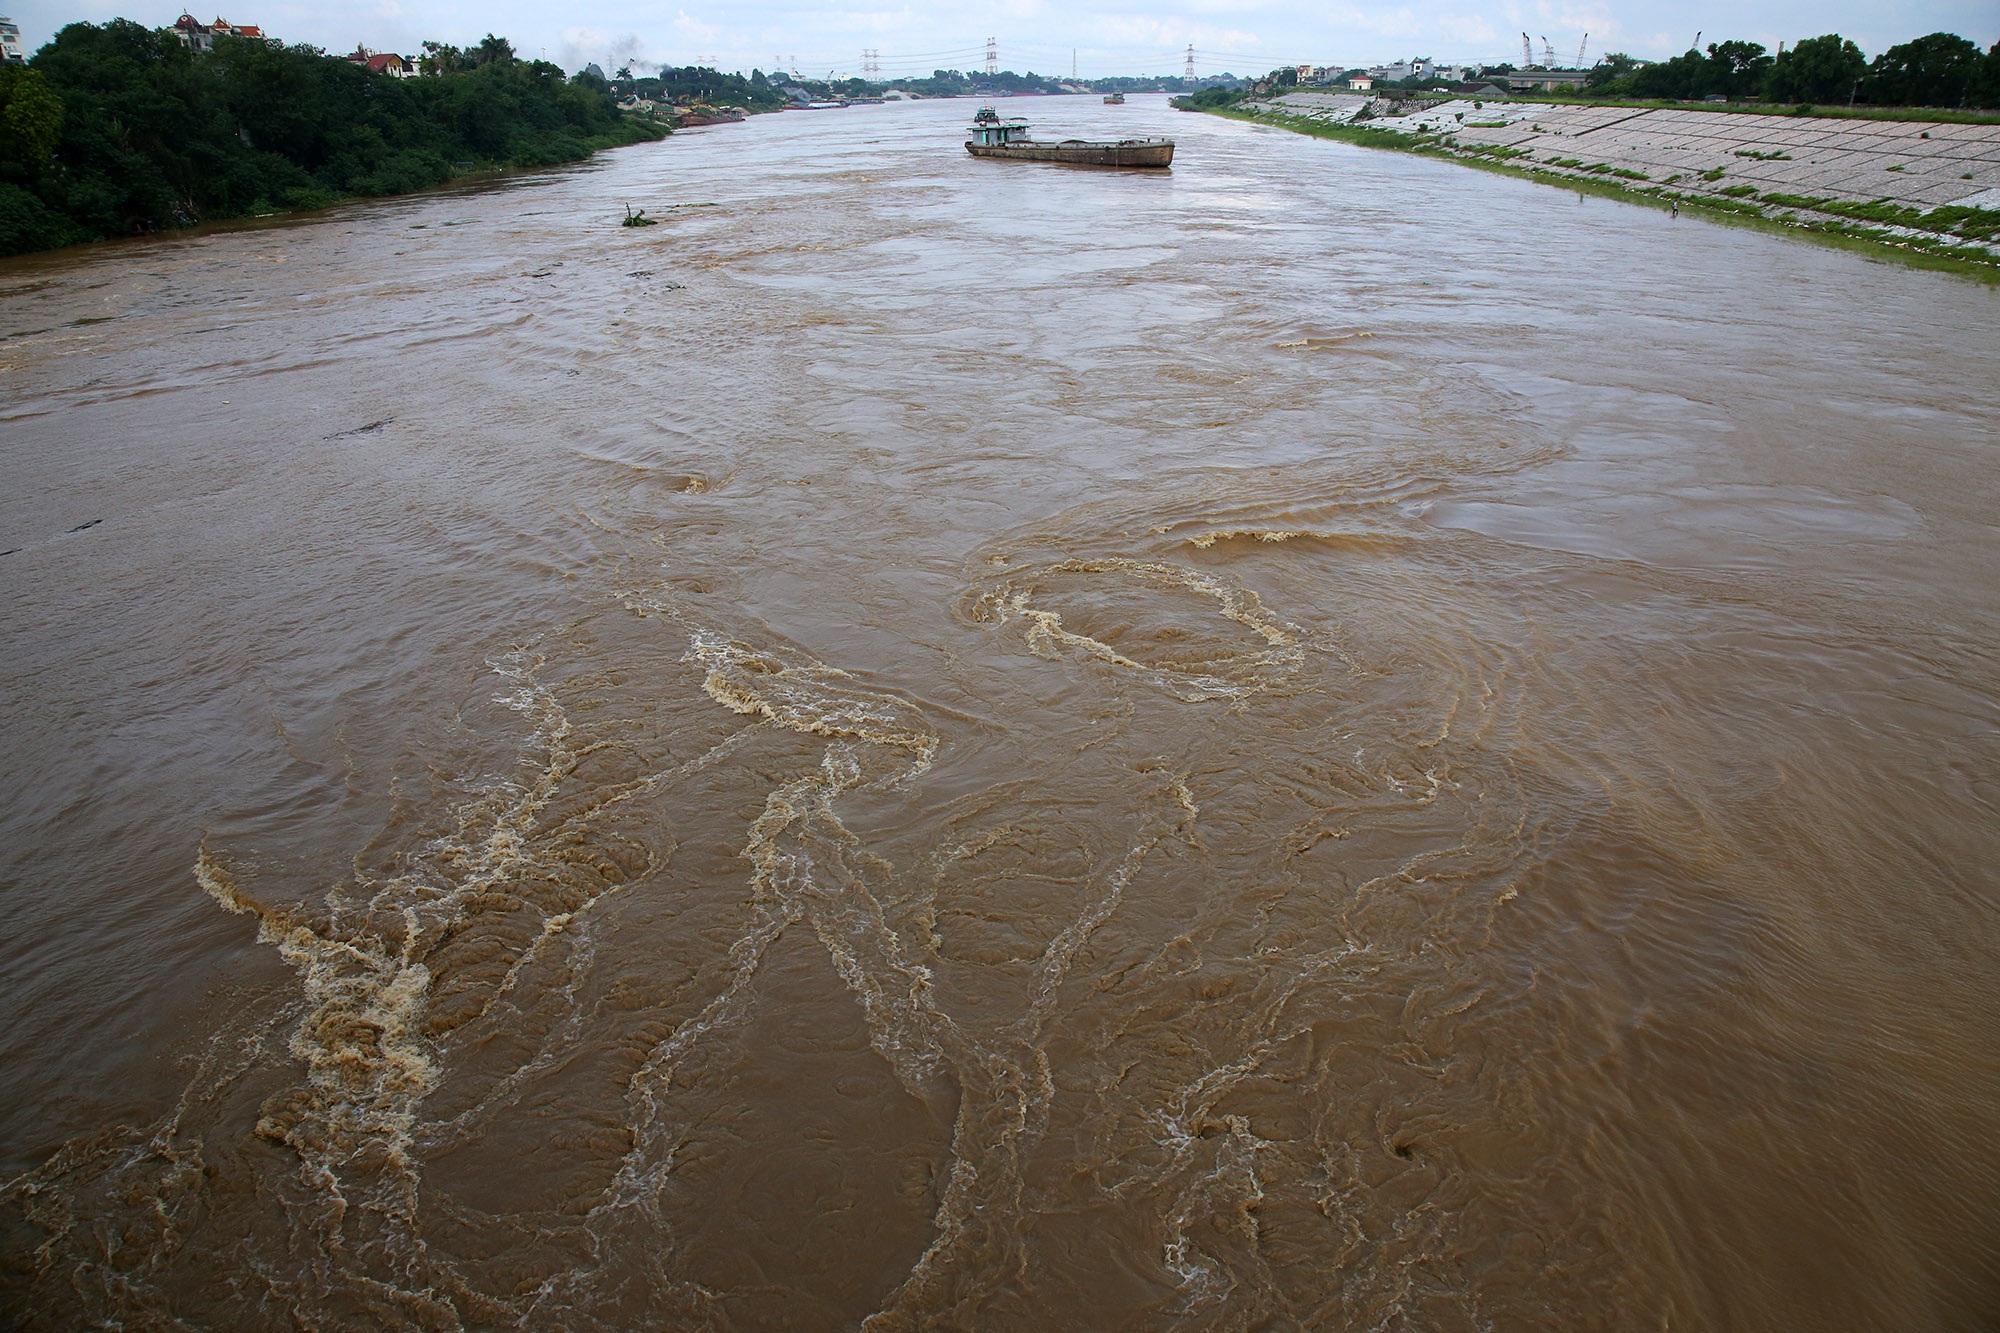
[342,46,414,77]
[172,14,268,51]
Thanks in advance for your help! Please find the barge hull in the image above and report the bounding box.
[966,140,1174,168]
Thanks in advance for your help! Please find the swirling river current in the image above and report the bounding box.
[2,96,1998,1330]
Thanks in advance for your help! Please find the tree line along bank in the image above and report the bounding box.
[0,21,672,257]
[1232,31,2000,111]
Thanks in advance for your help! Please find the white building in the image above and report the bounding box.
[1,15,28,62]
[1366,58,1465,83]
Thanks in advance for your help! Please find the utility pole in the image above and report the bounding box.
[1184,44,1195,80]
[985,37,997,78]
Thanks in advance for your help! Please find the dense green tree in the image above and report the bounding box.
[1864,32,1981,106]
[1624,42,1770,99]
[1177,86,1244,109]
[1705,41,1772,97]
[473,34,516,68]
[1763,34,1867,102]
[1974,41,2000,108]
[419,41,471,76]
[0,63,64,165]
[1628,48,1707,98]
[1585,53,1639,88]
[615,65,785,109]
[4,20,664,256]
[0,63,75,252]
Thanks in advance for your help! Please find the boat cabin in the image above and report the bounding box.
[967,109,1033,147]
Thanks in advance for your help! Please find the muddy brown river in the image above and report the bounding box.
[3,95,1998,1330]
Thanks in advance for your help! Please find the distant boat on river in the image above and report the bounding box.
[1103,92,1125,104]
[964,107,1173,168]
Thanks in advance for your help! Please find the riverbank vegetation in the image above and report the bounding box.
[0,20,665,257]
[605,65,789,113]
[1209,30,2000,113]
[1593,32,1998,107]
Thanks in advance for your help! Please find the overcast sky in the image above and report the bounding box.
[9,0,1996,79]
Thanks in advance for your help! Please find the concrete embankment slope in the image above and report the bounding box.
[1234,93,2000,265]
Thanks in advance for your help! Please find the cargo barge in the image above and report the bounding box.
[964,107,1174,168]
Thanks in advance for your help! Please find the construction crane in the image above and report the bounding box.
[1577,33,1588,68]
[1691,31,1701,52]
[1521,32,1533,67]
[1542,36,1555,68]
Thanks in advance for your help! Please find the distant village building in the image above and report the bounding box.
[1345,74,1374,91]
[171,14,267,52]
[1363,58,1468,84]
[1,15,26,63]
[1503,69,1590,91]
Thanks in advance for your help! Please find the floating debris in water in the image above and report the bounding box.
[323,419,392,440]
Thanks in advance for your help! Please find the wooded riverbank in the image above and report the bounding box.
[0,22,667,257]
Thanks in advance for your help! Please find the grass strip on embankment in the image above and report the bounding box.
[1450,95,2000,127]
[1192,105,2000,284]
